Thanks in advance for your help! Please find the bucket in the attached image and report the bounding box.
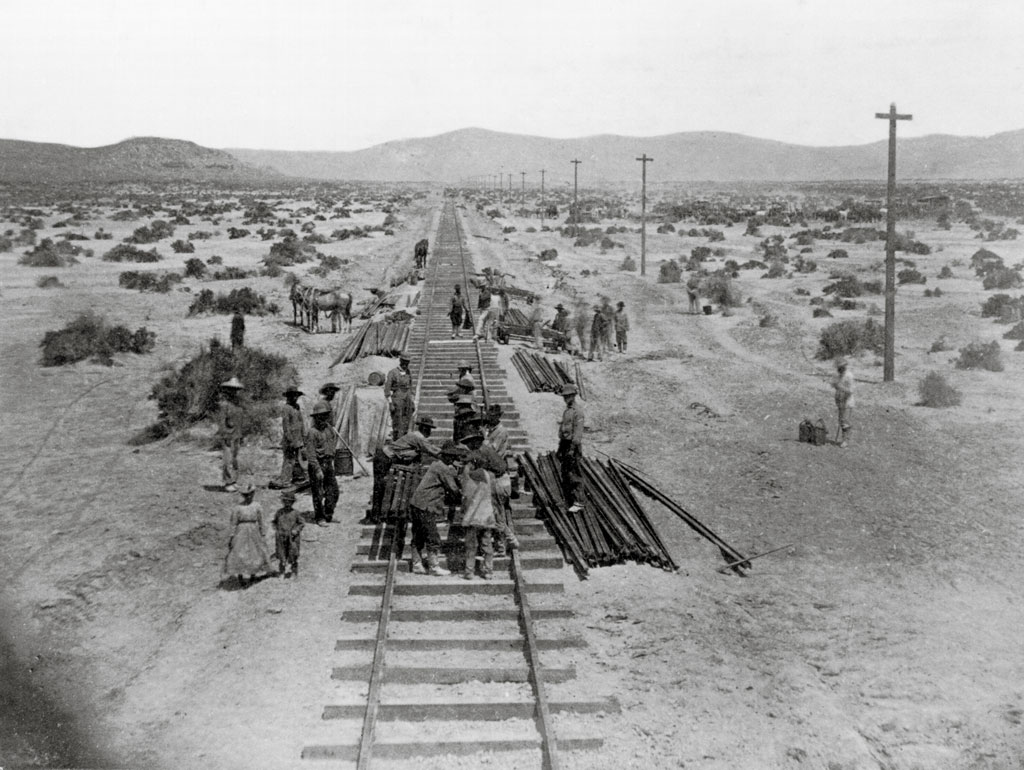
[334,447,354,476]
[702,305,713,315]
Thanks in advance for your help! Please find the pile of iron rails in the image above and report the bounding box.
[336,320,411,364]
[510,350,575,393]
[519,453,748,579]
[376,464,429,519]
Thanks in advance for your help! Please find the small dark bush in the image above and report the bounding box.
[982,268,1022,290]
[700,273,742,307]
[619,255,637,271]
[207,255,223,265]
[917,372,962,407]
[980,294,1024,318]
[538,249,558,261]
[188,287,275,316]
[211,267,256,281]
[765,261,786,279]
[813,307,833,318]
[794,287,810,296]
[938,265,953,279]
[126,220,174,244]
[823,275,864,297]
[929,336,952,353]
[759,312,778,328]
[739,260,767,270]
[1002,321,1024,340]
[103,244,161,263]
[897,268,926,285]
[816,318,884,359]
[36,275,64,288]
[188,230,214,241]
[93,228,113,240]
[827,249,849,259]
[184,257,207,279]
[955,341,1003,371]
[658,259,682,284]
[227,227,251,239]
[39,312,156,366]
[171,239,195,254]
[19,238,80,267]
[118,271,183,293]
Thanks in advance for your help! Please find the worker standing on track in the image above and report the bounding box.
[270,386,307,490]
[405,441,465,576]
[305,401,339,527]
[217,377,246,492]
[458,430,497,580]
[449,285,468,339]
[484,405,519,557]
[557,384,585,513]
[384,353,414,440]
[369,416,443,523]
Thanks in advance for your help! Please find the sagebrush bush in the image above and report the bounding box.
[938,265,953,279]
[700,273,742,307]
[658,260,682,284]
[982,268,1023,290]
[917,371,962,407]
[897,268,926,285]
[171,239,195,254]
[126,220,174,244]
[39,312,156,366]
[1002,321,1024,340]
[816,318,884,359]
[184,257,207,279]
[188,287,276,316]
[36,275,63,288]
[980,294,1023,318]
[929,336,952,353]
[147,337,295,438]
[103,244,161,263]
[956,341,1003,371]
[619,255,636,271]
[18,238,80,267]
[119,271,183,293]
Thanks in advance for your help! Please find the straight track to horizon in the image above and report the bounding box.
[301,198,616,768]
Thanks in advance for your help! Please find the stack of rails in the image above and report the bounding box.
[519,452,680,578]
[377,464,428,519]
[510,349,575,393]
[336,320,411,364]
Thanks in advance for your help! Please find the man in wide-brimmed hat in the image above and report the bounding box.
[404,441,466,576]
[305,400,339,526]
[218,377,245,492]
[319,382,342,426]
[270,386,307,489]
[368,415,443,523]
[557,383,585,512]
[384,353,414,440]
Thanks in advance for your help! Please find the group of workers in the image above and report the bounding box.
[549,296,630,361]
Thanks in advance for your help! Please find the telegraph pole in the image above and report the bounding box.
[520,171,526,203]
[571,159,581,236]
[875,103,912,383]
[540,169,546,228]
[636,153,653,276]
[507,173,512,199]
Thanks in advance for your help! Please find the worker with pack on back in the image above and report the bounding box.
[368,416,442,524]
[404,441,466,576]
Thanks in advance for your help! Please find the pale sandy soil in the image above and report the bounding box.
[1,189,1022,770]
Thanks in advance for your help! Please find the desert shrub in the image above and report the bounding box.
[147,337,295,439]
[227,227,251,239]
[794,287,810,296]
[103,244,161,262]
[823,274,864,297]
[599,236,620,250]
[1003,321,1024,340]
[304,232,331,244]
[938,265,953,279]
[897,268,926,285]
[971,248,1003,276]
[207,255,223,265]
[36,275,64,288]
[812,307,833,318]
[827,249,849,259]
[980,294,1024,319]
[538,249,558,261]
[265,236,315,268]
[211,266,257,281]
[658,259,682,284]
[126,220,174,244]
[955,341,1003,371]
[764,261,786,279]
[188,230,214,241]
[795,257,817,273]
[383,213,399,227]
[917,372,962,407]
[700,273,742,307]
[525,226,536,233]
[18,238,79,267]
[1017,339,1024,352]
[656,223,675,234]
[118,270,183,293]
[739,259,766,270]
[0,235,12,252]
[982,268,1022,290]
[93,228,113,240]
[816,318,884,359]
[184,257,207,279]
[930,336,953,353]
[923,287,944,298]
[619,255,637,271]
[759,312,778,328]
[39,312,156,366]
[691,246,712,261]
[188,287,275,316]
[171,239,195,254]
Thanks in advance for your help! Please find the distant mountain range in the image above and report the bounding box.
[4,128,1024,184]
[228,127,1024,183]
[0,137,277,184]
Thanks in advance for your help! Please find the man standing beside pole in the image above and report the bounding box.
[384,353,414,440]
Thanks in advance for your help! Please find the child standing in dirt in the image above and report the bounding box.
[273,489,303,579]
[831,357,855,448]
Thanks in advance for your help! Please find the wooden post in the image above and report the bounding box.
[571,159,581,237]
[636,153,653,276]
[540,169,546,228]
[520,171,526,202]
[875,103,912,383]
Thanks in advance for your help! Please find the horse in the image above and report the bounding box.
[289,282,306,327]
[414,238,429,269]
[301,287,353,333]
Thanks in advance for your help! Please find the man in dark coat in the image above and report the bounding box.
[270,386,307,489]
[557,383,585,512]
[305,400,339,526]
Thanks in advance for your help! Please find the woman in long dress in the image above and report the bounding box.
[223,481,273,587]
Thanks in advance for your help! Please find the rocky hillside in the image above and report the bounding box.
[228,127,1024,183]
[0,137,280,184]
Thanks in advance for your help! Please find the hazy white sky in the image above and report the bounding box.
[2,0,1022,151]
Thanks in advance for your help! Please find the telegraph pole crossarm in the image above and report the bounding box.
[636,153,653,277]
[875,103,912,383]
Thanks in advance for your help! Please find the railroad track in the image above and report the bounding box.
[302,198,617,768]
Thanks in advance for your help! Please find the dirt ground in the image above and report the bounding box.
[1,188,1022,770]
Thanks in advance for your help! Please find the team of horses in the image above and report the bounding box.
[289,282,353,333]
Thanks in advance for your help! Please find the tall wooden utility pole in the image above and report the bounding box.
[520,171,526,202]
[540,169,546,228]
[571,159,581,236]
[875,103,912,383]
[636,153,653,276]
[508,173,512,198]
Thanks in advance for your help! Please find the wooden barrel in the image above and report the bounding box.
[334,447,354,476]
